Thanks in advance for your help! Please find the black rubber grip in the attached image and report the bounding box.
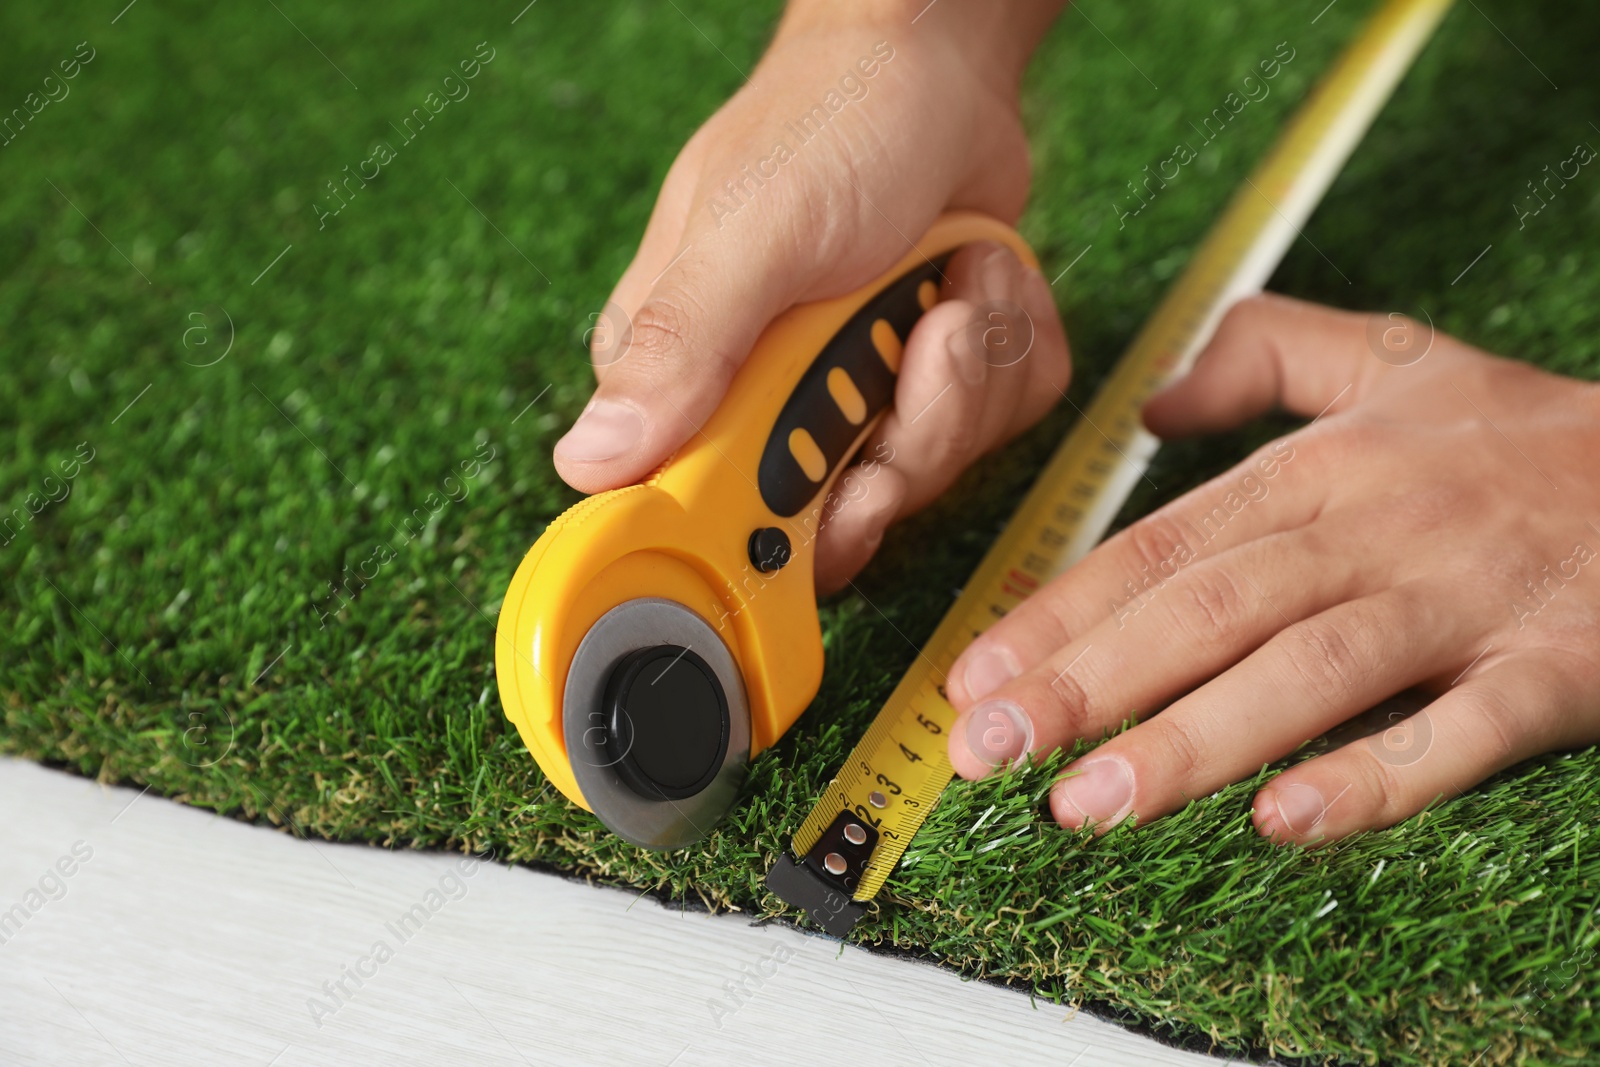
[756,256,950,518]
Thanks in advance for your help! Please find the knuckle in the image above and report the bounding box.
[1120,513,1198,581]
[1367,310,1427,356]
[1293,411,1382,469]
[1278,615,1369,702]
[628,297,699,363]
[1355,748,1412,825]
[795,148,870,265]
[1153,716,1207,781]
[1290,423,1353,470]
[1034,661,1096,739]
[1215,295,1271,342]
[1244,435,1298,478]
[1455,686,1523,764]
[1170,567,1251,641]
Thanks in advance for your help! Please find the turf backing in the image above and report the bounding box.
[4,2,1599,1064]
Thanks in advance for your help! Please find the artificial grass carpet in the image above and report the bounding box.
[3,1,1599,1063]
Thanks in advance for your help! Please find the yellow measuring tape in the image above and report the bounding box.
[768,0,1455,935]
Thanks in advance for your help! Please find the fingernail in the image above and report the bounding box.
[946,328,987,385]
[961,646,1019,701]
[1273,782,1327,836]
[555,399,644,463]
[962,699,1033,767]
[1056,758,1134,826]
[978,244,1017,300]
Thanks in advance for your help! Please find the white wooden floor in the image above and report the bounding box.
[0,758,1247,1066]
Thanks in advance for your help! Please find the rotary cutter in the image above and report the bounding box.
[495,212,1037,849]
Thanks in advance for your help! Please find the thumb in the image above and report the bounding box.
[1142,292,1392,439]
[552,220,805,493]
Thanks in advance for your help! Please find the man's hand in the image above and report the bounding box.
[555,0,1070,592]
[946,293,1600,844]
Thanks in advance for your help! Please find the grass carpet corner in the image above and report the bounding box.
[4,1,1599,1064]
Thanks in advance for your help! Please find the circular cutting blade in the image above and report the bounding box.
[563,597,750,849]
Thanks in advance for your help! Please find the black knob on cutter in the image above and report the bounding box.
[747,527,792,573]
[601,644,731,802]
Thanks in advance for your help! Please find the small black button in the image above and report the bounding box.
[748,527,792,573]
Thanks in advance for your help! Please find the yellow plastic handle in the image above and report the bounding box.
[495,211,1037,812]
